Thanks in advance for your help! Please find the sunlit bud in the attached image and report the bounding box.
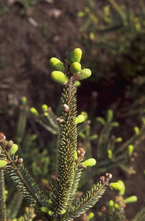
[51,71,68,85]
[87,212,94,219]
[21,96,27,104]
[128,145,134,156]
[90,134,98,140]
[67,48,82,63]
[42,104,48,112]
[110,180,125,195]
[10,144,18,155]
[30,108,39,117]
[124,196,137,204]
[0,159,8,169]
[114,203,119,210]
[82,158,96,167]
[134,127,140,135]
[76,68,91,80]
[62,104,70,112]
[75,115,85,124]
[70,62,81,73]
[49,57,65,72]
[107,109,113,123]
[96,117,105,125]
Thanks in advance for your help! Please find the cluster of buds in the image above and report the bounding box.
[100,173,113,186]
[49,48,92,85]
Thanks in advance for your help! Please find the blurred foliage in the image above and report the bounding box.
[78,0,145,83]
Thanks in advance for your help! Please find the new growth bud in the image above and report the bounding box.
[70,62,81,73]
[81,158,96,167]
[49,57,65,72]
[67,48,82,63]
[76,68,92,80]
[124,196,137,204]
[110,180,125,195]
[75,115,85,124]
[51,71,68,85]
[0,159,9,169]
[30,108,39,117]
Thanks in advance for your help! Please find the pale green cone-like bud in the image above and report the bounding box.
[10,144,18,155]
[110,180,125,195]
[108,149,112,159]
[111,122,119,127]
[49,57,65,72]
[42,104,48,112]
[75,114,85,124]
[21,96,27,104]
[96,117,105,125]
[30,107,39,117]
[134,126,139,135]
[124,196,137,204]
[128,144,134,156]
[87,212,94,219]
[82,158,96,167]
[0,159,8,168]
[70,62,81,73]
[41,206,48,213]
[115,137,122,142]
[107,109,113,123]
[76,68,92,80]
[51,71,68,85]
[67,48,82,63]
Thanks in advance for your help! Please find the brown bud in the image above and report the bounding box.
[18,158,23,164]
[7,140,14,149]
[0,133,6,143]
[77,147,85,157]
[51,173,58,181]
[62,104,70,112]
[56,117,64,123]
[100,176,105,184]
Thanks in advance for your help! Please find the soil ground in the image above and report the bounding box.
[0,1,145,220]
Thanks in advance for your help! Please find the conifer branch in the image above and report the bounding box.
[0,169,6,221]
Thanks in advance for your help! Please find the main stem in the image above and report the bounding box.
[0,169,6,221]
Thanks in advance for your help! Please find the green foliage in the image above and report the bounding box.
[0,49,112,221]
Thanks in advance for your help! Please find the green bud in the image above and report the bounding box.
[124,196,137,204]
[48,210,53,216]
[109,200,114,207]
[128,145,134,156]
[82,158,96,167]
[42,104,48,112]
[134,126,139,135]
[0,159,8,168]
[51,71,68,85]
[70,62,81,73]
[67,48,82,63]
[41,206,48,213]
[30,107,39,117]
[110,182,122,192]
[75,115,85,124]
[59,209,66,215]
[108,149,112,159]
[96,117,105,125]
[81,111,88,120]
[90,134,98,140]
[49,57,65,72]
[115,137,122,142]
[111,122,119,127]
[77,68,92,80]
[74,80,81,87]
[10,144,18,155]
[114,203,119,210]
[21,96,27,104]
[107,109,113,123]
[117,180,125,195]
[87,212,94,219]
